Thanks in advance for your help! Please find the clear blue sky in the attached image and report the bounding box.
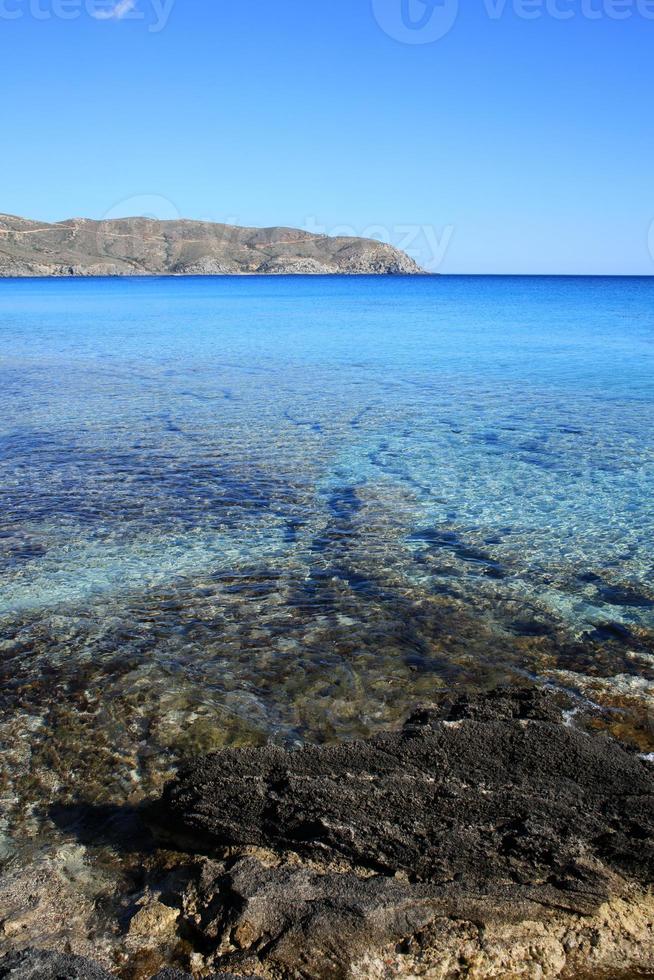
[1,0,653,273]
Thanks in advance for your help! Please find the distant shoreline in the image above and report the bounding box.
[0,213,424,277]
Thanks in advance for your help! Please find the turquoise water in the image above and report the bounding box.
[0,275,653,827]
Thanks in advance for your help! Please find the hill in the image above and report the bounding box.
[0,214,423,276]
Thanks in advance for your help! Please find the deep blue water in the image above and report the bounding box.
[0,275,653,820]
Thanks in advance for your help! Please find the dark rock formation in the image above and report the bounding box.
[152,970,259,980]
[0,950,257,980]
[153,688,654,895]
[183,856,458,978]
[143,688,654,978]
[0,949,113,979]
[0,214,423,277]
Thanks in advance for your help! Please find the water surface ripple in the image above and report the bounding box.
[0,275,653,855]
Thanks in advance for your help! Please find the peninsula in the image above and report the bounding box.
[0,214,423,277]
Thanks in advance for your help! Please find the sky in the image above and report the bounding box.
[0,0,653,273]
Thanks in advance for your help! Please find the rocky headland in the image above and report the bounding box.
[0,215,423,277]
[0,689,652,979]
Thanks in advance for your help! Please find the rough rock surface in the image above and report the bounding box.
[151,970,259,980]
[0,949,113,979]
[145,688,654,978]
[2,691,653,979]
[0,949,257,979]
[181,856,454,978]
[0,214,423,277]
[0,842,113,963]
[179,860,654,979]
[154,688,654,892]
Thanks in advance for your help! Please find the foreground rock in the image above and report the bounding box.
[0,950,111,979]
[0,949,256,979]
[155,689,653,892]
[147,688,654,978]
[2,690,652,978]
[0,214,423,277]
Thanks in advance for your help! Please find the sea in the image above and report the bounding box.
[0,274,652,867]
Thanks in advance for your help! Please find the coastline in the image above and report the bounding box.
[0,270,428,278]
[1,688,652,979]
[0,215,424,278]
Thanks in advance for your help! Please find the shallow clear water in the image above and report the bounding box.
[0,275,653,840]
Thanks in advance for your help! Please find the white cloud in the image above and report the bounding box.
[91,0,138,21]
